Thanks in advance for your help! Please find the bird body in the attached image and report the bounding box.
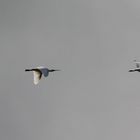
[25,66,60,85]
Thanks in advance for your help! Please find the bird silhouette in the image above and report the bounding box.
[25,66,60,85]
[129,60,140,72]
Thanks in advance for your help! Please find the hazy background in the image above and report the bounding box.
[0,0,140,140]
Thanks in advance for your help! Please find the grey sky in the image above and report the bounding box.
[0,0,140,140]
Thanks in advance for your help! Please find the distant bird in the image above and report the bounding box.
[129,60,140,72]
[25,66,60,85]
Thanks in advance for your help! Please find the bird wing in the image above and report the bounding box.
[33,70,42,85]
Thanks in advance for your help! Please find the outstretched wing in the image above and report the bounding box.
[33,70,42,85]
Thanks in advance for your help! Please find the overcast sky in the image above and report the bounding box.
[1,0,140,140]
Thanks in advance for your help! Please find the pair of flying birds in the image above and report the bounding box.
[25,67,60,85]
[25,60,140,85]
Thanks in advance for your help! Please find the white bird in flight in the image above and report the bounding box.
[25,66,60,85]
[129,60,140,72]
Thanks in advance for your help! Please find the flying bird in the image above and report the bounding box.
[25,66,60,85]
[129,60,140,72]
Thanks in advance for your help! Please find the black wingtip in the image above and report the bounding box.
[129,70,134,72]
[49,69,61,72]
[25,69,31,72]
